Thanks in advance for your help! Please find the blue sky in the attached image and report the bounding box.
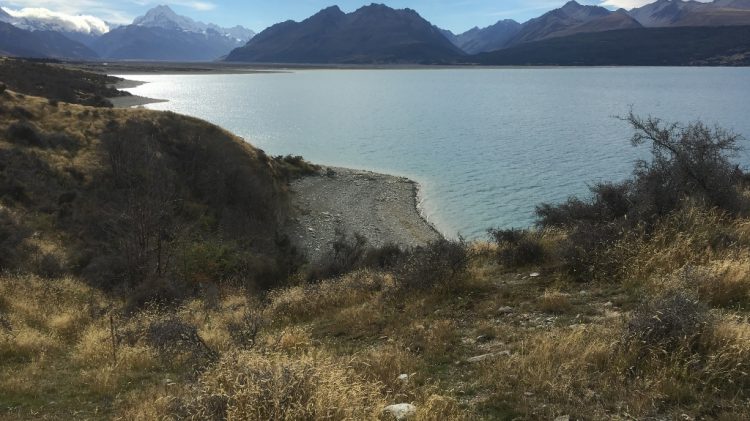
[2,0,665,33]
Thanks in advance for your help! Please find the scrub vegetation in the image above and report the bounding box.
[1,61,749,420]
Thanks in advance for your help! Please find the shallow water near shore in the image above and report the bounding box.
[116,68,750,239]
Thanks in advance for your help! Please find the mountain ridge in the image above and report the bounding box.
[226,3,464,64]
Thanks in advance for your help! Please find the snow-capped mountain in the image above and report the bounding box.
[133,5,254,42]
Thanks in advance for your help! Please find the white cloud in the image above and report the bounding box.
[183,2,217,11]
[2,6,110,34]
[600,0,655,8]
[3,0,132,23]
[130,0,217,12]
[600,0,711,10]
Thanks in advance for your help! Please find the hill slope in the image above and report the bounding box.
[469,25,750,66]
[0,64,305,294]
[0,21,98,59]
[506,1,642,47]
[225,4,464,64]
[628,0,750,27]
[447,20,522,54]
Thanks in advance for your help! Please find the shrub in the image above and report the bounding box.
[489,228,546,267]
[626,291,711,353]
[228,309,265,350]
[7,121,43,147]
[626,112,745,217]
[536,181,632,228]
[557,222,624,282]
[274,154,320,180]
[361,242,404,270]
[397,238,469,290]
[307,231,369,281]
[145,315,217,363]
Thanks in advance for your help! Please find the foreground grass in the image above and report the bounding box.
[2,207,750,420]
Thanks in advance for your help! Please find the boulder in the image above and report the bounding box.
[383,403,417,420]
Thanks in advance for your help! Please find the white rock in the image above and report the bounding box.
[397,373,409,382]
[466,351,510,363]
[529,272,540,277]
[383,403,417,420]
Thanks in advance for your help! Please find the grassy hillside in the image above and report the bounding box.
[0,82,311,306]
[0,58,129,107]
[469,25,750,66]
[1,62,749,419]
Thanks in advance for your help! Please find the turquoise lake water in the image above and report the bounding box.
[117,68,750,239]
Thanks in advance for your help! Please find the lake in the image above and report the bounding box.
[116,68,750,239]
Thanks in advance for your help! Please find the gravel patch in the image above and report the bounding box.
[286,167,442,262]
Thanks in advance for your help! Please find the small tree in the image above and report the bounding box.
[625,111,745,217]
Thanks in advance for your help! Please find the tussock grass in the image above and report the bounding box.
[2,84,750,419]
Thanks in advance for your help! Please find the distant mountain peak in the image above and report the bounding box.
[132,4,254,42]
[134,5,197,31]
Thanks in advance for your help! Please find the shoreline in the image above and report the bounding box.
[108,79,167,108]
[286,166,443,262]
[106,75,444,255]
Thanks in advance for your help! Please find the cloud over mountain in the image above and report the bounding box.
[1,6,109,34]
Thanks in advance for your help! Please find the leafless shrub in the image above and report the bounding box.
[146,316,217,363]
[626,291,712,353]
[397,238,469,290]
[229,309,265,350]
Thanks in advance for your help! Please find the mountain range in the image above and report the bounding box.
[1,1,750,65]
[0,4,254,61]
[442,0,750,54]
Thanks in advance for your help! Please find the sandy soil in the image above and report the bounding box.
[286,167,442,263]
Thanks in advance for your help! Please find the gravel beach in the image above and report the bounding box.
[108,79,167,108]
[286,167,443,262]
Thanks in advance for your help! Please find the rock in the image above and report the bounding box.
[397,373,409,382]
[603,301,613,307]
[554,416,570,421]
[383,403,417,420]
[529,272,540,277]
[466,351,510,363]
[497,306,513,314]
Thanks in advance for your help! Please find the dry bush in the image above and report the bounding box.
[353,343,422,396]
[165,351,385,420]
[621,205,739,286]
[538,290,573,314]
[397,239,469,290]
[626,290,712,353]
[416,394,467,421]
[689,260,750,308]
[266,271,392,323]
[483,324,623,419]
[405,319,462,363]
[488,228,547,268]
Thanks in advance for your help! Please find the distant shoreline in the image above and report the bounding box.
[108,79,167,108]
[72,61,729,77]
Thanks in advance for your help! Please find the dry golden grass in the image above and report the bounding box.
[3,91,750,420]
